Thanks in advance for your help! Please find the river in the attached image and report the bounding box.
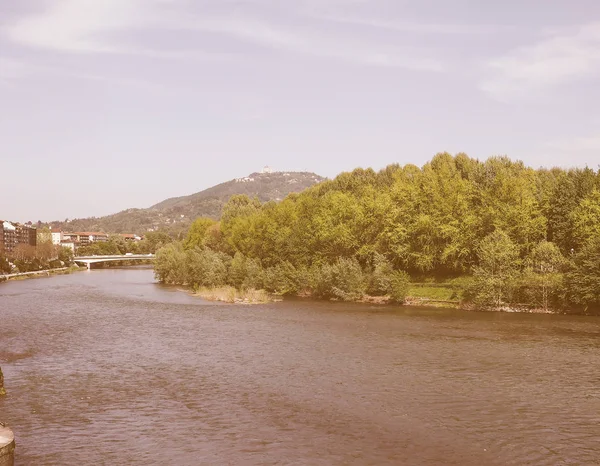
[1,268,599,465]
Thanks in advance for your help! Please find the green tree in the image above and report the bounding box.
[522,241,565,311]
[184,218,217,250]
[185,248,230,288]
[389,270,410,304]
[262,262,301,295]
[144,231,173,254]
[227,251,248,289]
[472,230,520,307]
[58,246,74,265]
[565,236,600,310]
[367,253,395,296]
[571,189,600,249]
[311,258,366,301]
[154,242,187,284]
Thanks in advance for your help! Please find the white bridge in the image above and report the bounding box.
[74,254,155,269]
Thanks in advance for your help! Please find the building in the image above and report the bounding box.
[0,221,16,255]
[20,224,37,248]
[120,234,141,242]
[63,232,109,247]
[0,220,36,255]
[59,241,76,252]
[51,229,63,245]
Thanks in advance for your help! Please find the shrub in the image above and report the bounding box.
[367,253,395,296]
[263,261,300,295]
[311,257,366,301]
[185,248,230,288]
[389,270,410,303]
[243,258,264,290]
[154,242,187,284]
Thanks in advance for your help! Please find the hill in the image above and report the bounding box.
[49,171,325,235]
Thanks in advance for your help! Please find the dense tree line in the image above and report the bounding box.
[155,154,600,312]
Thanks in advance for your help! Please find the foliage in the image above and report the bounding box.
[310,258,366,301]
[150,154,600,310]
[184,218,218,250]
[367,253,396,296]
[154,242,187,285]
[471,230,520,307]
[0,255,11,274]
[389,270,410,303]
[519,241,566,311]
[186,248,230,288]
[571,189,600,249]
[565,236,600,309]
[262,262,302,295]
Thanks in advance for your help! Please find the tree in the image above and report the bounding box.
[0,255,11,274]
[227,252,248,289]
[367,253,395,296]
[262,262,301,295]
[523,241,565,311]
[143,231,173,254]
[565,236,600,310]
[389,270,410,304]
[36,239,56,262]
[58,246,74,265]
[184,218,217,250]
[154,242,187,284]
[185,248,229,288]
[11,244,36,262]
[472,230,520,307]
[571,189,600,249]
[311,258,366,301]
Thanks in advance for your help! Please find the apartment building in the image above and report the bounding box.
[0,220,36,255]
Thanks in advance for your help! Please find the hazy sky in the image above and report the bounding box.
[1,0,599,221]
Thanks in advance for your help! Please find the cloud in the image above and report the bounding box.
[182,16,443,71]
[3,0,443,71]
[480,22,600,101]
[0,56,165,91]
[321,16,503,35]
[5,0,150,53]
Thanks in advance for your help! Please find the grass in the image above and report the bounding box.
[407,276,473,303]
[408,285,458,301]
[193,286,276,304]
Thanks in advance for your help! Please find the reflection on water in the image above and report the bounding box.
[1,269,599,465]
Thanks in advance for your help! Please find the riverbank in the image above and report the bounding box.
[193,286,278,304]
[0,266,82,283]
[188,285,577,314]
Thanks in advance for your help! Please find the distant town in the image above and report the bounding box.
[0,220,143,258]
[1,220,141,256]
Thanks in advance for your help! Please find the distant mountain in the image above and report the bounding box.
[50,171,325,235]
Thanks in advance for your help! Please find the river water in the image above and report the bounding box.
[1,269,599,465]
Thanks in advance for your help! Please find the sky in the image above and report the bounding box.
[1,0,600,222]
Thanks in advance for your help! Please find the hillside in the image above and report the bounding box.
[49,171,324,235]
